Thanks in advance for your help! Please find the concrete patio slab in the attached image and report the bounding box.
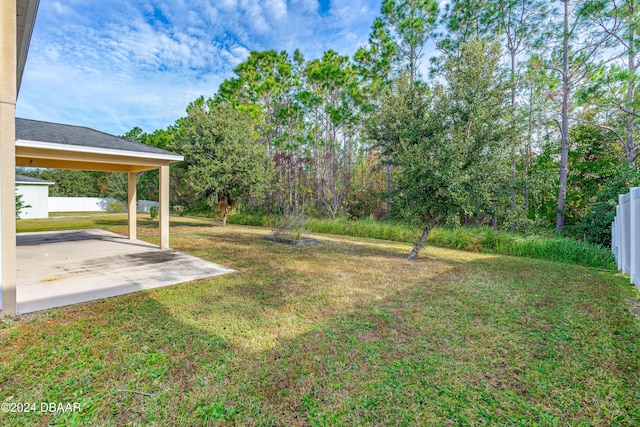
[16,229,234,314]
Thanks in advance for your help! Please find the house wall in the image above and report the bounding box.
[16,184,49,219]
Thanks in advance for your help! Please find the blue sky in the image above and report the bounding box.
[16,0,384,136]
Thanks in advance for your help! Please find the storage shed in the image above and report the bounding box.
[15,173,54,219]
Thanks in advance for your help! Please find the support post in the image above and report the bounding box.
[620,193,631,275]
[630,188,640,288]
[128,171,137,240]
[159,165,169,249]
[1,0,17,315]
[615,205,622,271]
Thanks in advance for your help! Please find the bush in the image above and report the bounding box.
[150,205,159,219]
[565,165,640,247]
[15,193,31,219]
[106,201,125,213]
[269,213,309,240]
[172,205,185,216]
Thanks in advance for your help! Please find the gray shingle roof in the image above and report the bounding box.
[15,173,54,185]
[16,118,180,158]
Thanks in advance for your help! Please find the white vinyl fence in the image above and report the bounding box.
[48,197,159,213]
[611,187,640,290]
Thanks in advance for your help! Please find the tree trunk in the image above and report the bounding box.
[509,48,517,231]
[525,77,534,213]
[221,206,229,227]
[626,11,636,163]
[385,160,393,217]
[407,218,437,261]
[556,0,571,232]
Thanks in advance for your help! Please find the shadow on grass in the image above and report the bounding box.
[194,229,464,260]
[94,219,213,229]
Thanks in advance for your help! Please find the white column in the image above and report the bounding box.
[0,0,17,315]
[159,165,169,249]
[128,172,137,240]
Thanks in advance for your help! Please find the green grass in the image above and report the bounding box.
[227,214,617,270]
[2,214,639,426]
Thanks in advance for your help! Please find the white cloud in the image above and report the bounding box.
[218,0,238,12]
[221,45,251,67]
[17,0,381,135]
[291,0,318,13]
[265,0,288,20]
[240,1,270,33]
[52,1,74,16]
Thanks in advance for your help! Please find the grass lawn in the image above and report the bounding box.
[2,214,639,426]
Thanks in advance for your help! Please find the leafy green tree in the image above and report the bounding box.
[442,1,548,226]
[176,102,268,226]
[580,0,640,163]
[488,0,548,224]
[121,126,182,203]
[355,19,398,217]
[99,172,128,202]
[439,0,493,57]
[216,50,297,150]
[369,39,509,260]
[362,0,439,217]
[354,18,397,96]
[566,121,624,220]
[380,0,439,81]
[567,163,640,245]
[300,50,362,217]
[216,50,308,214]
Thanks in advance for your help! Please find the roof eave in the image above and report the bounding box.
[16,181,54,185]
[15,139,184,163]
[16,0,40,95]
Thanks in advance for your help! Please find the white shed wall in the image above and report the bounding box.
[16,184,49,219]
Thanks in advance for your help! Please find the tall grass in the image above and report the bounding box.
[228,213,616,270]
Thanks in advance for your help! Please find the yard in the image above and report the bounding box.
[1,214,639,426]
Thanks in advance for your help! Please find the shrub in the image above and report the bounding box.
[106,201,125,213]
[15,193,31,219]
[229,213,615,269]
[269,212,309,240]
[566,165,640,247]
[150,205,159,219]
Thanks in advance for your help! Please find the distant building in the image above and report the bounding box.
[15,173,54,219]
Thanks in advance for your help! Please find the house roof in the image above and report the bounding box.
[16,118,181,158]
[15,118,183,172]
[15,173,53,185]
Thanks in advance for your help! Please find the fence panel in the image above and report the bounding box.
[137,200,159,213]
[631,188,640,286]
[612,188,640,290]
[48,197,158,213]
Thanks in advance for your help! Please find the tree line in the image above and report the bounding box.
[22,0,640,252]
